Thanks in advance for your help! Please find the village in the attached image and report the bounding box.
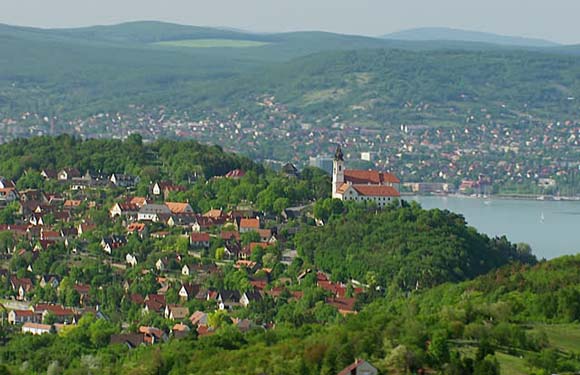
[0,161,376,350]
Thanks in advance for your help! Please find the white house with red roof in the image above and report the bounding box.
[332,145,400,207]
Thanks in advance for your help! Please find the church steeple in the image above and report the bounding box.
[334,144,344,161]
[332,144,345,198]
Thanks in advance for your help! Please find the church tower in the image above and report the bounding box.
[332,144,345,198]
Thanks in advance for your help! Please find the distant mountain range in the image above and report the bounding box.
[382,27,559,48]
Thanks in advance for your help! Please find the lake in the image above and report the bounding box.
[407,195,580,259]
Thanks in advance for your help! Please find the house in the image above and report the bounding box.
[126,253,138,267]
[0,177,15,189]
[110,203,139,218]
[337,359,378,375]
[129,196,148,208]
[143,294,166,314]
[40,169,57,180]
[181,264,195,277]
[74,284,91,304]
[21,322,52,335]
[164,304,189,320]
[240,289,262,307]
[137,204,171,222]
[10,276,33,301]
[77,222,96,236]
[127,222,146,236]
[281,163,299,178]
[155,258,169,272]
[101,235,127,254]
[57,168,81,181]
[172,323,190,339]
[189,311,208,327]
[239,218,260,233]
[164,202,194,215]
[110,333,145,348]
[332,145,400,207]
[167,213,197,227]
[234,260,258,271]
[224,169,245,179]
[220,231,241,241]
[63,199,82,210]
[152,181,171,196]
[8,309,42,325]
[216,290,241,310]
[110,173,140,188]
[326,297,357,316]
[178,283,199,301]
[257,229,275,243]
[39,275,60,288]
[152,181,186,198]
[0,188,19,203]
[203,209,225,220]
[190,232,210,248]
[139,326,168,344]
[34,304,77,323]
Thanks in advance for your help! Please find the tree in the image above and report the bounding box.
[429,331,450,367]
[208,310,231,329]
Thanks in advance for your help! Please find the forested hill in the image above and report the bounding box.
[296,200,536,289]
[0,135,260,181]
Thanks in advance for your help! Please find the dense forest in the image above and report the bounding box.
[297,200,536,289]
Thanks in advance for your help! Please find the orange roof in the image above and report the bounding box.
[165,202,191,214]
[352,185,400,197]
[344,169,400,184]
[63,200,82,207]
[129,197,148,207]
[190,232,210,242]
[240,218,259,230]
[249,242,268,252]
[336,183,350,194]
[203,209,223,219]
[127,223,146,232]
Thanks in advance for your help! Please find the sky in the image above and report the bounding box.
[2,0,580,44]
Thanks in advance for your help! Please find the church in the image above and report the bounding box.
[332,145,400,207]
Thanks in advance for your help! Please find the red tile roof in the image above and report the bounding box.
[190,232,210,242]
[344,169,400,184]
[352,185,400,197]
[240,218,259,230]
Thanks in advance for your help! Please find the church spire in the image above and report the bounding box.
[334,144,344,161]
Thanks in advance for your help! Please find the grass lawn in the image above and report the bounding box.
[155,39,271,48]
[496,352,529,375]
[530,324,580,353]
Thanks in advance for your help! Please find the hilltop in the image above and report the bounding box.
[383,27,559,48]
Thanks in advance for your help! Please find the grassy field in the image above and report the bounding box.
[530,324,580,353]
[155,39,271,48]
[496,352,530,375]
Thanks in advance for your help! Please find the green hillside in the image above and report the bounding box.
[296,200,535,289]
[2,21,580,129]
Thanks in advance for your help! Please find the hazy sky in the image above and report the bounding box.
[2,0,580,44]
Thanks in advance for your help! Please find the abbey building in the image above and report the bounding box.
[332,145,400,207]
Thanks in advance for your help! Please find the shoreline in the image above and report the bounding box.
[400,192,580,203]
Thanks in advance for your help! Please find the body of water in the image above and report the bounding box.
[407,195,580,259]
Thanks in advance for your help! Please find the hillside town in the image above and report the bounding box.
[2,97,580,197]
[0,159,381,350]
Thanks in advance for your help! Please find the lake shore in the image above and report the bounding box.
[407,195,580,259]
[401,192,580,202]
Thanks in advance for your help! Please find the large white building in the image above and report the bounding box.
[332,145,400,207]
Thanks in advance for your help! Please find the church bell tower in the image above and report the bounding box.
[332,144,344,198]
